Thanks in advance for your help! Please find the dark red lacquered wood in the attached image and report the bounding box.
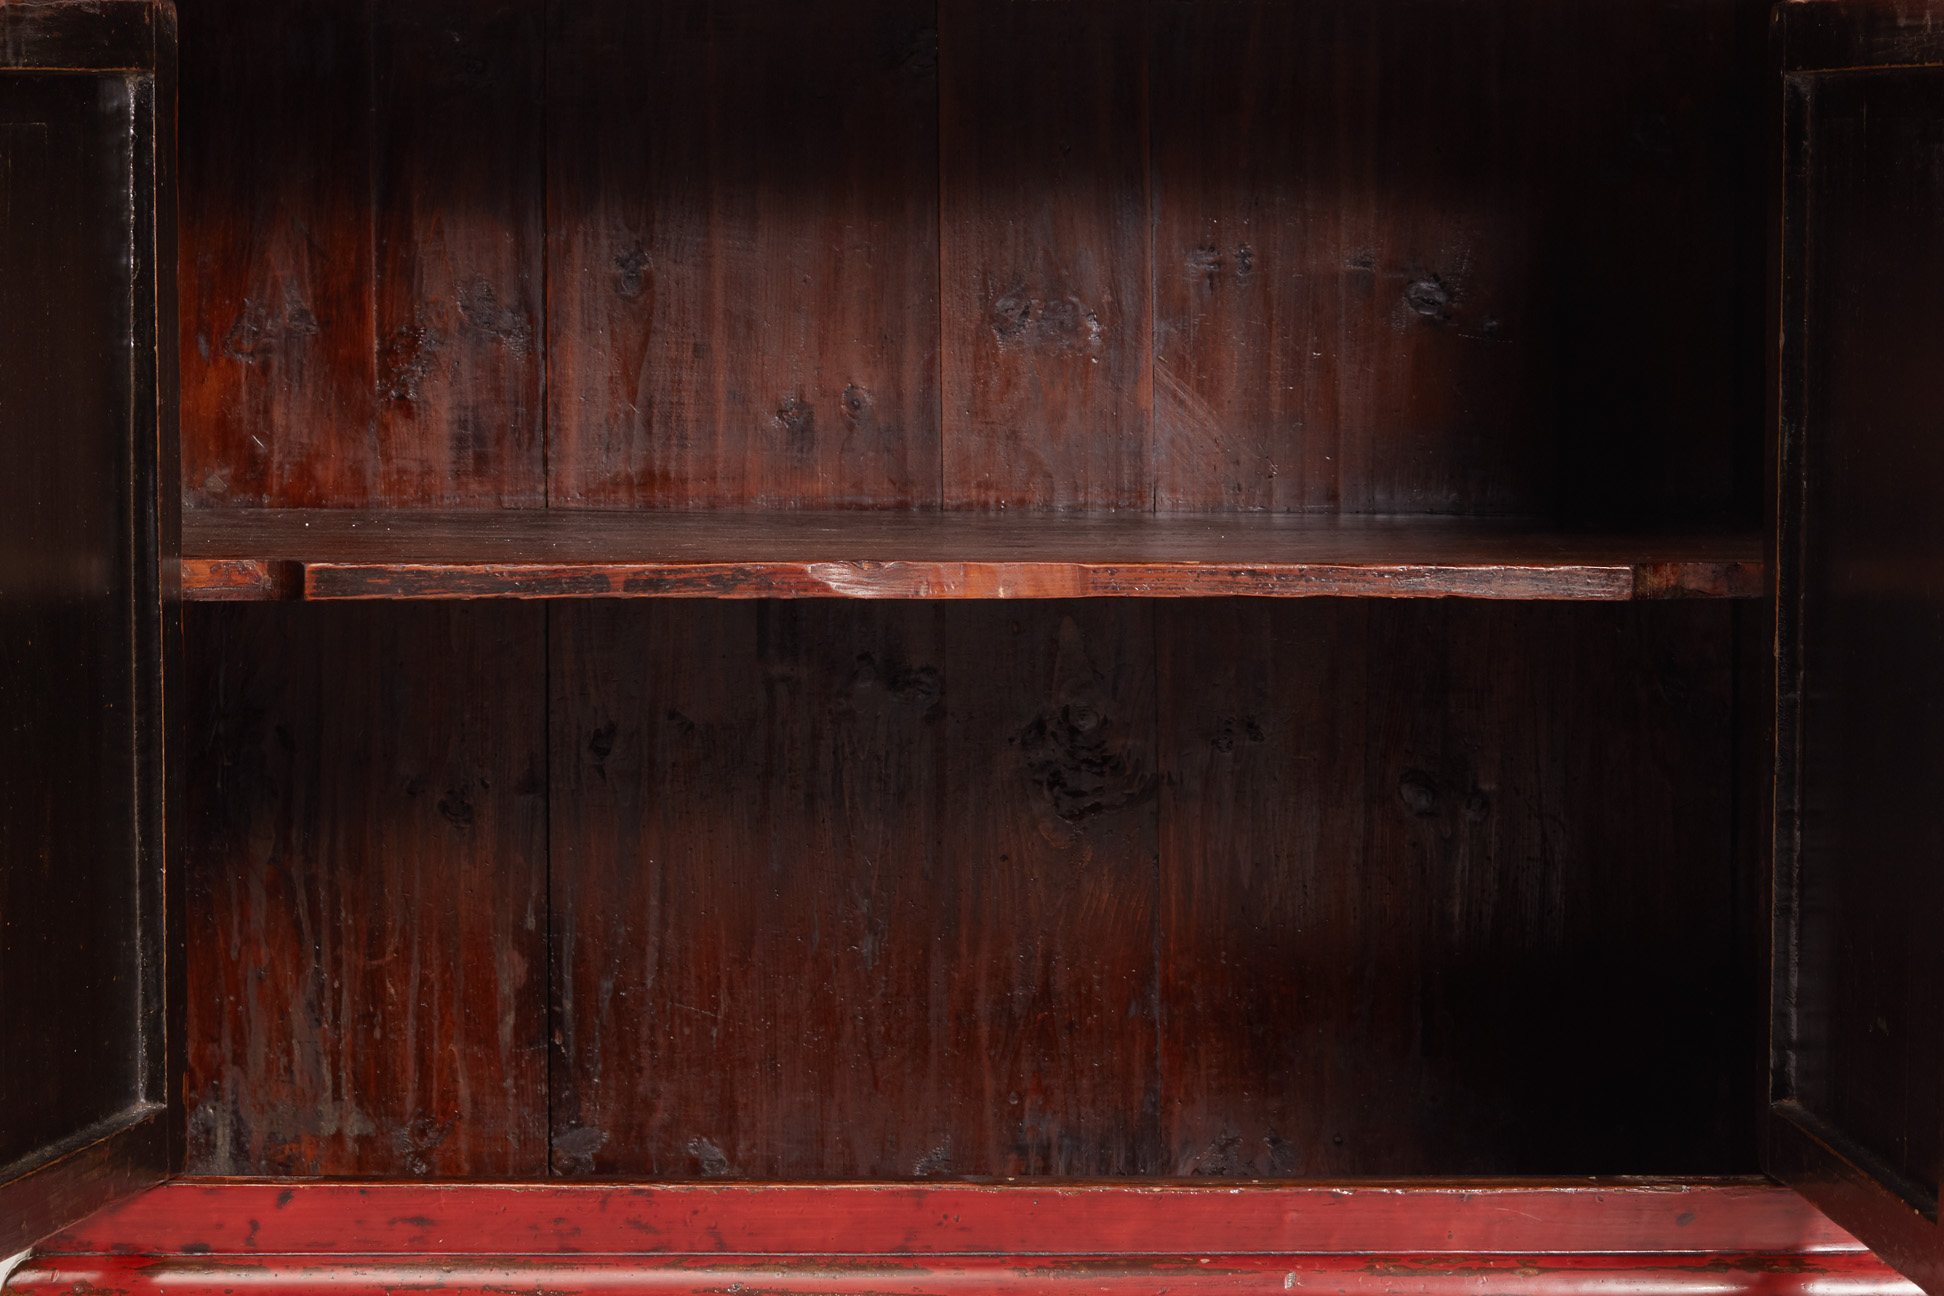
[6,1250,1919,1296]
[1778,0,1944,71]
[180,606,549,1179]
[179,510,1763,601]
[0,0,176,1251]
[35,1181,1862,1257]
[1766,22,1944,1293]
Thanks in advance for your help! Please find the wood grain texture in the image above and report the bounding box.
[1150,0,1760,522]
[180,557,300,601]
[547,0,941,508]
[548,601,949,1177]
[294,561,1673,601]
[370,0,545,504]
[0,0,156,70]
[1768,1106,1944,1296]
[176,598,1760,1178]
[1158,601,1752,1175]
[0,1107,164,1259]
[180,0,543,508]
[0,71,149,1177]
[1779,0,1944,71]
[34,1179,1870,1258]
[936,601,1160,1173]
[549,602,1160,1177]
[177,0,373,506]
[144,0,186,1175]
[178,509,1763,601]
[171,0,1768,521]
[9,1251,1923,1296]
[181,604,548,1177]
[939,0,1151,510]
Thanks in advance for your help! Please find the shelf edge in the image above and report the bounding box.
[180,560,1764,602]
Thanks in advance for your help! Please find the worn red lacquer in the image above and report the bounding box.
[5,1181,1915,1296]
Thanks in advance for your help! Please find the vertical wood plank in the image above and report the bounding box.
[549,602,948,1176]
[547,0,942,509]
[370,0,546,505]
[178,0,375,507]
[1731,599,1769,1172]
[939,603,1161,1171]
[549,603,1161,1177]
[939,0,1151,510]
[1158,602,1749,1174]
[1150,0,1752,520]
[1154,600,1372,1175]
[182,605,549,1177]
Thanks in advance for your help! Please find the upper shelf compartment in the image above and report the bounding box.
[181,510,1762,601]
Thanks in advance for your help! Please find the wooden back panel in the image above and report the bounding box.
[177,0,1768,522]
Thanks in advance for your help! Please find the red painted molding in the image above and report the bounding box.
[6,1250,1919,1296]
[37,1180,1861,1258]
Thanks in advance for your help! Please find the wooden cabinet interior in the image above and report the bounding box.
[178,0,1765,523]
[18,0,1944,1289]
[181,598,1760,1178]
[160,0,1775,1184]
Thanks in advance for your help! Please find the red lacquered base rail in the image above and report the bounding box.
[9,1251,1915,1296]
[6,1180,1917,1296]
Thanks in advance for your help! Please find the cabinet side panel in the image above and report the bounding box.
[1151,0,1759,521]
[1159,601,1751,1174]
[370,0,546,506]
[1782,67,1944,1206]
[181,604,549,1176]
[0,74,146,1175]
[177,0,375,507]
[939,0,1152,511]
[546,0,942,509]
[549,602,1162,1177]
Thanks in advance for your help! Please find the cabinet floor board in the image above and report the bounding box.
[9,1181,1912,1296]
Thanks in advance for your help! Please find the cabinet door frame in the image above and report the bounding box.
[0,0,179,1257]
[1768,4,1944,1290]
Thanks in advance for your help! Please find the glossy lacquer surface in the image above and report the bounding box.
[9,1181,1915,1296]
[0,12,175,1256]
[1769,21,1944,1294]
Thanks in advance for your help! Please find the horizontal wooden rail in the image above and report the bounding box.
[26,1180,1860,1258]
[181,510,1764,601]
[11,1181,1911,1296]
[7,1250,1918,1296]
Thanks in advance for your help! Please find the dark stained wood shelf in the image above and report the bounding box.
[181,508,1763,601]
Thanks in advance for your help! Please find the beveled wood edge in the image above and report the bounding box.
[180,559,1763,602]
[0,0,161,72]
[0,1106,165,1258]
[148,0,185,1181]
[5,1250,1920,1296]
[1777,2,1944,73]
[36,1176,1861,1258]
[304,561,1643,601]
[181,557,298,601]
[1767,1104,1944,1293]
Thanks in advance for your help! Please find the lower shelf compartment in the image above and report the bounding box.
[8,1180,1915,1296]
